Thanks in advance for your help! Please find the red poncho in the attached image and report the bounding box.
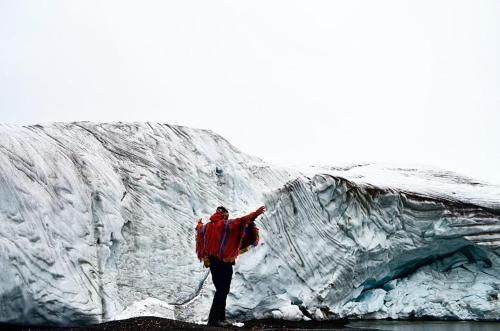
[196,211,260,265]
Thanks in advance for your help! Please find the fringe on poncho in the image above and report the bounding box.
[195,211,260,266]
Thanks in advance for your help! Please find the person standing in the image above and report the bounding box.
[196,205,265,326]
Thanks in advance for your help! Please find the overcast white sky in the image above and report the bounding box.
[1,1,499,184]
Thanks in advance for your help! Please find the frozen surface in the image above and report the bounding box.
[115,298,174,320]
[0,122,499,325]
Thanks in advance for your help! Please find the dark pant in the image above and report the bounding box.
[208,256,233,324]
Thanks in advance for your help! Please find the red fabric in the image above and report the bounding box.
[196,211,259,264]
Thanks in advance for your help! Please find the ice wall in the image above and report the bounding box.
[236,174,500,320]
[0,122,499,325]
[0,122,296,325]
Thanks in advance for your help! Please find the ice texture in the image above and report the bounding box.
[0,122,499,326]
[115,298,174,320]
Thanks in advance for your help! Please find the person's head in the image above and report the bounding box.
[216,206,229,220]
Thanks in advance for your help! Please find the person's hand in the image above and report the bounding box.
[255,206,266,216]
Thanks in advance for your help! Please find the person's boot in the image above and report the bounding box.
[207,319,218,327]
[217,320,231,327]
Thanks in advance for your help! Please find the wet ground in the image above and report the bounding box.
[0,317,363,331]
[1,317,499,331]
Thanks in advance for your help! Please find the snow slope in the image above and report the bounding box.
[0,122,499,325]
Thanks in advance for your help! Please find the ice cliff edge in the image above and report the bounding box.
[0,122,499,326]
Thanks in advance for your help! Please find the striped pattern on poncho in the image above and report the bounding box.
[196,211,260,266]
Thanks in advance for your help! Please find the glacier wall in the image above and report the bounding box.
[234,175,500,321]
[0,122,499,325]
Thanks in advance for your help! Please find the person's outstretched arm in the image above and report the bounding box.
[232,206,266,226]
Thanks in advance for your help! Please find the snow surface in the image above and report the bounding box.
[0,122,499,326]
[115,298,174,320]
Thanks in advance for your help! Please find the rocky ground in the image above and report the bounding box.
[0,317,370,331]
